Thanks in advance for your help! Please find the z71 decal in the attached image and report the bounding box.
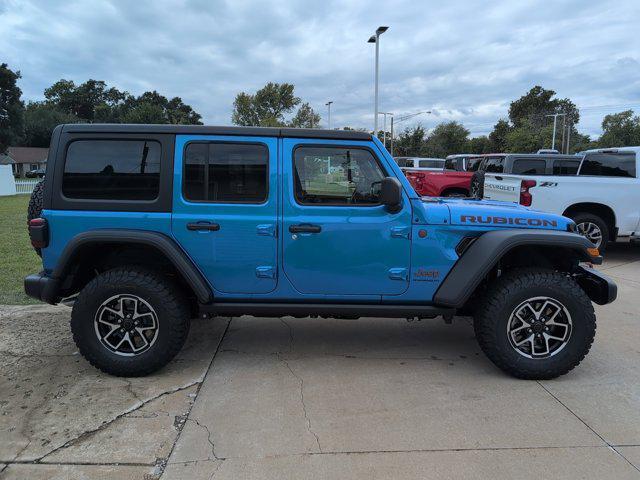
[461,215,558,227]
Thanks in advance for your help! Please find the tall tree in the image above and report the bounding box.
[0,63,24,153]
[22,102,79,147]
[508,86,579,128]
[288,102,321,128]
[489,119,511,152]
[231,82,320,128]
[598,110,640,147]
[393,124,427,157]
[467,135,492,154]
[424,121,470,157]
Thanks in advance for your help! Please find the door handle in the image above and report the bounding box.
[289,224,321,234]
[187,222,220,231]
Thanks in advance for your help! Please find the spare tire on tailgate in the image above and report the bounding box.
[470,171,485,199]
[27,180,45,257]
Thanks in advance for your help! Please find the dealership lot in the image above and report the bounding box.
[0,244,639,479]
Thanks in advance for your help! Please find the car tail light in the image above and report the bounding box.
[519,180,536,206]
[28,217,49,249]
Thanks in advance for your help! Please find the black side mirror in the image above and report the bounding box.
[380,177,403,213]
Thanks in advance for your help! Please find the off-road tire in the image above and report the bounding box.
[71,268,190,377]
[470,171,485,198]
[27,180,45,256]
[474,268,596,380]
[569,212,609,253]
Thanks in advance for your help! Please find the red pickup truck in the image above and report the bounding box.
[404,154,482,197]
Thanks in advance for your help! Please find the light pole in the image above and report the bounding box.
[325,101,333,129]
[368,26,388,138]
[379,112,393,148]
[545,113,566,150]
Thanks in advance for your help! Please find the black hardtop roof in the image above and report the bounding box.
[60,124,372,141]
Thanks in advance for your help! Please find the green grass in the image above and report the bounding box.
[0,195,41,304]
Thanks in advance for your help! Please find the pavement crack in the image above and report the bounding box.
[277,353,322,453]
[187,418,220,460]
[35,380,203,463]
[537,381,640,474]
[280,318,294,353]
[208,459,224,479]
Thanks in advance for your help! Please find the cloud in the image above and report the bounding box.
[2,0,639,138]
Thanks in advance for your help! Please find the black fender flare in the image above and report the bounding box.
[433,229,601,308]
[46,229,213,304]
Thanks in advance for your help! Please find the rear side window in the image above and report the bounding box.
[63,140,161,200]
[395,157,411,168]
[293,147,385,205]
[444,158,457,170]
[553,159,580,175]
[183,142,268,203]
[483,157,504,173]
[512,159,546,175]
[579,152,636,178]
[467,157,482,171]
[418,159,443,168]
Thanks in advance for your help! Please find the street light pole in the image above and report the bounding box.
[325,101,333,129]
[379,112,393,148]
[545,113,566,150]
[368,26,388,138]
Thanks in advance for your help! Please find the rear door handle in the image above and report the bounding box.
[289,224,321,234]
[187,222,220,231]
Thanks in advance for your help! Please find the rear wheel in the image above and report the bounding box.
[71,268,190,376]
[474,268,596,379]
[570,212,609,253]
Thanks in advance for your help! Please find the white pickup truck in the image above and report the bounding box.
[482,147,640,252]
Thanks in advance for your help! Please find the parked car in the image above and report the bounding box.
[482,147,640,252]
[25,168,46,178]
[394,157,445,171]
[25,123,615,380]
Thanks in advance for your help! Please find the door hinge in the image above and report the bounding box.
[256,224,276,237]
[390,226,410,239]
[388,268,408,281]
[255,266,276,279]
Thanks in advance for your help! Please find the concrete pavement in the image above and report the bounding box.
[1,244,639,479]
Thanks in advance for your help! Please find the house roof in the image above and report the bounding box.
[0,154,14,165]
[6,147,49,164]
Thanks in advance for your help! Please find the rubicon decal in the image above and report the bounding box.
[460,215,558,227]
[413,268,440,282]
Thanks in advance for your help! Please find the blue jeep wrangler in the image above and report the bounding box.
[24,124,616,379]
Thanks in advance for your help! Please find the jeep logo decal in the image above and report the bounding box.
[460,215,557,227]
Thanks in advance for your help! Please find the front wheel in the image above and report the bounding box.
[71,268,190,376]
[474,268,596,379]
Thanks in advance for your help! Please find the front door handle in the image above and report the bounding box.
[289,224,321,234]
[187,222,220,231]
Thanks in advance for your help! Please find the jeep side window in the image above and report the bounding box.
[183,142,268,203]
[512,159,546,175]
[293,147,385,205]
[62,140,161,200]
[553,159,580,175]
[579,152,636,178]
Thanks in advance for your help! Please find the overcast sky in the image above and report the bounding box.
[2,0,639,138]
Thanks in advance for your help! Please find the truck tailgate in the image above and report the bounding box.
[483,174,521,203]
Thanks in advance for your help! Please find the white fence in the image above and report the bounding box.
[15,179,40,195]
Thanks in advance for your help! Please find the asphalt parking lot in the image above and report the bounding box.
[1,244,639,479]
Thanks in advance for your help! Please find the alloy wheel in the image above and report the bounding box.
[94,294,159,356]
[576,221,603,248]
[507,296,572,359]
